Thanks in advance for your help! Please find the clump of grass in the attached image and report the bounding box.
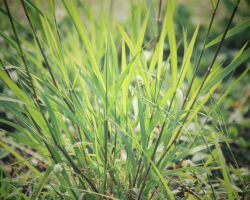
[0,0,250,199]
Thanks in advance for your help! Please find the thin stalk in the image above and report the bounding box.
[137,76,178,198]
[20,0,75,114]
[137,122,166,199]
[133,58,170,188]
[5,1,100,195]
[111,102,118,194]
[165,2,239,154]
[0,58,11,78]
[4,0,59,146]
[31,117,78,199]
[57,145,100,194]
[181,0,221,110]
[104,8,111,194]
[20,0,58,89]
[138,2,239,197]
[4,0,37,102]
[154,0,162,51]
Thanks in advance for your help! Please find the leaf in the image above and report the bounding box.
[0,141,42,177]
[107,52,140,115]
[211,0,216,10]
[171,144,214,164]
[201,47,250,95]
[231,185,243,193]
[41,93,62,145]
[205,20,250,49]
[0,95,34,107]
[172,89,183,135]
[212,133,234,200]
[137,83,148,169]
[162,166,220,176]
[167,0,178,87]
[146,0,156,35]
[32,166,52,200]
[117,131,136,179]
[135,140,175,200]
[178,22,200,88]
[62,0,105,90]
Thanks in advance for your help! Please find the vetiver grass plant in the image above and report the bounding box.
[0,0,250,199]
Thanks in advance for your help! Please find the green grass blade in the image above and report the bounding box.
[167,0,178,87]
[107,52,140,115]
[178,22,200,88]
[0,141,42,177]
[201,47,250,95]
[205,19,250,49]
[168,89,183,147]
[212,132,234,200]
[32,166,52,200]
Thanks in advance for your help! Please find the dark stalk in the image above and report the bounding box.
[133,157,142,187]
[137,122,166,199]
[137,72,179,199]
[4,0,59,146]
[181,0,221,110]
[20,0,58,89]
[5,1,100,195]
[57,145,100,194]
[31,117,79,199]
[0,58,11,78]
[48,182,64,199]
[138,2,239,196]
[104,5,111,193]
[165,2,240,156]
[20,0,75,114]
[154,0,162,51]
[4,0,37,102]
[111,102,118,194]
[69,89,90,169]
[133,58,170,187]
[30,117,57,163]
[156,0,221,167]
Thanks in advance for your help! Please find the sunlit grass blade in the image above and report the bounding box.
[167,0,178,87]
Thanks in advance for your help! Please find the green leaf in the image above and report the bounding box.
[41,93,62,145]
[32,166,52,200]
[205,19,250,49]
[107,52,140,115]
[167,0,178,87]
[0,95,34,108]
[201,47,250,95]
[211,0,216,10]
[0,141,42,177]
[212,133,234,200]
[137,83,148,169]
[171,144,214,164]
[168,89,183,147]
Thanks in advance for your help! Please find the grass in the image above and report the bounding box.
[0,0,250,199]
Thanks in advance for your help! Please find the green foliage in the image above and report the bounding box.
[0,0,250,199]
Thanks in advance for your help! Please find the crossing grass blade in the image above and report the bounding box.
[0,0,248,199]
[201,47,250,95]
[212,132,234,200]
[32,166,52,200]
[205,19,250,49]
[0,141,42,177]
